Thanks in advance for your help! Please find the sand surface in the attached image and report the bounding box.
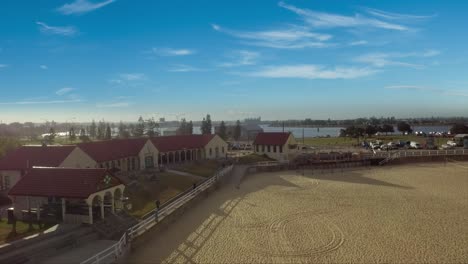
[126,162,468,263]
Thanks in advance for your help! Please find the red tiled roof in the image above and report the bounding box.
[8,168,122,199]
[253,132,291,146]
[150,134,215,152]
[78,138,148,162]
[0,146,76,170]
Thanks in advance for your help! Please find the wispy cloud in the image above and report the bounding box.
[40,65,48,70]
[36,21,78,36]
[385,85,468,97]
[119,73,146,81]
[152,48,195,56]
[57,0,115,15]
[356,50,440,68]
[362,7,436,21]
[168,64,204,72]
[279,2,410,31]
[212,24,332,49]
[349,40,368,46]
[96,102,131,108]
[0,99,83,105]
[56,87,75,96]
[0,64,8,68]
[249,64,377,79]
[219,50,260,67]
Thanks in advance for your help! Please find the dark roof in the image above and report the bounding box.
[8,168,122,198]
[78,138,148,162]
[0,146,76,170]
[150,134,215,152]
[253,132,292,146]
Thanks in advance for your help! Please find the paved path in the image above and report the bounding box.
[40,240,117,264]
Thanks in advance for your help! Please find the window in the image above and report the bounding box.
[279,145,283,153]
[145,156,154,168]
[273,145,277,153]
[267,145,271,152]
[209,148,212,156]
[262,145,265,152]
[131,158,136,170]
[256,145,259,152]
[222,147,225,153]
[117,160,121,166]
[4,175,10,189]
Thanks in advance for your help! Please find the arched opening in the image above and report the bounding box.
[169,152,174,163]
[175,151,180,163]
[114,188,123,211]
[186,150,192,161]
[103,191,113,215]
[92,195,101,221]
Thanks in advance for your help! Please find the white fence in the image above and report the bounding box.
[80,165,234,264]
[365,149,468,159]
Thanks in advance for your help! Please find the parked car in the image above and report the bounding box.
[387,142,398,150]
[410,141,421,149]
[440,144,455,150]
[447,140,457,147]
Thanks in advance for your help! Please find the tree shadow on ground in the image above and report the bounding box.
[126,167,301,264]
[302,169,413,190]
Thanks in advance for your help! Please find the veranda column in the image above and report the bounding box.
[88,204,93,224]
[111,193,115,213]
[61,198,66,222]
[100,196,105,220]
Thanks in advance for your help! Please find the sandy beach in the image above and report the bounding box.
[126,162,468,263]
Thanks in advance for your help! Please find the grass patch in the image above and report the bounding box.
[175,160,220,178]
[0,220,51,245]
[237,154,274,164]
[127,172,201,218]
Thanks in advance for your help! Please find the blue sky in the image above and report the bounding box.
[1,0,468,123]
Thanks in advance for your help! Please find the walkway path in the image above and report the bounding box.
[166,169,206,181]
[40,240,117,264]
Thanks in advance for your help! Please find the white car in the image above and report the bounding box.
[441,144,455,150]
[447,140,457,147]
[410,141,421,149]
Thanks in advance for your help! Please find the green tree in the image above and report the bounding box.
[146,117,158,137]
[134,116,145,137]
[47,127,56,144]
[365,125,378,137]
[105,124,112,140]
[233,120,241,141]
[79,128,90,142]
[177,118,187,135]
[450,123,468,134]
[97,121,105,139]
[218,121,227,140]
[187,121,193,135]
[201,114,212,135]
[397,121,412,135]
[69,127,76,142]
[90,120,97,139]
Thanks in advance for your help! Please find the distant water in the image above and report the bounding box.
[159,125,451,138]
[260,125,451,138]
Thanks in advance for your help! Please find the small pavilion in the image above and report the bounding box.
[8,167,125,225]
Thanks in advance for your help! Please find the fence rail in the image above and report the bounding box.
[80,165,234,264]
[365,149,468,165]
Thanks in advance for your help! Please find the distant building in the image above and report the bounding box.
[253,132,299,161]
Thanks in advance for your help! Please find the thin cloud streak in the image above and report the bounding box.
[57,0,115,15]
[219,50,260,67]
[56,87,75,95]
[36,21,78,36]
[0,99,83,105]
[356,50,440,68]
[152,48,195,56]
[249,64,377,79]
[362,7,436,21]
[212,24,332,49]
[168,64,205,72]
[279,2,409,31]
[119,73,145,81]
